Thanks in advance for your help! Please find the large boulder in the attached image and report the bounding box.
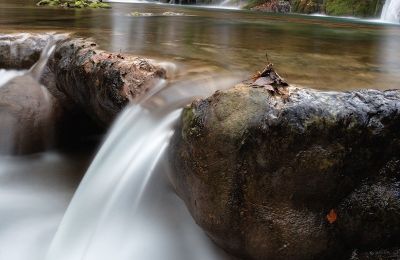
[170,83,400,259]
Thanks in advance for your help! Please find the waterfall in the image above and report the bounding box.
[45,74,242,260]
[0,39,57,154]
[381,0,400,23]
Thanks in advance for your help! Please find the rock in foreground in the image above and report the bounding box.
[170,83,400,259]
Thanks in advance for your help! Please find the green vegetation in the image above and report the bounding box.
[36,0,111,8]
[243,0,265,9]
[291,0,323,14]
[245,0,384,17]
[324,0,384,17]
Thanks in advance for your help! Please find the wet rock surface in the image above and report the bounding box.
[49,37,166,126]
[0,33,167,127]
[0,33,167,153]
[170,84,400,260]
[0,33,53,69]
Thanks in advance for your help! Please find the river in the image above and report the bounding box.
[0,1,400,260]
[1,0,400,90]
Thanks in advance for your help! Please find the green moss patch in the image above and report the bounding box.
[37,0,111,9]
[324,0,383,17]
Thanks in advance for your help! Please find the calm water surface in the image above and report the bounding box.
[1,0,400,90]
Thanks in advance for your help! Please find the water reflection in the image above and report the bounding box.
[1,1,400,90]
[378,27,400,87]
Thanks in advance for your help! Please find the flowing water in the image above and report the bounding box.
[381,0,400,23]
[46,75,241,260]
[0,152,92,260]
[1,1,400,260]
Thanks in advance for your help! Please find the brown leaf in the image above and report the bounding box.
[253,77,274,87]
[251,71,261,81]
[326,209,337,224]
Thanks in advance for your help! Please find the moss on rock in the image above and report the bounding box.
[244,0,291,12]
[36,0,111,9]
[291,0,324,14]
[324,0,384,17]
[170,84,400,259]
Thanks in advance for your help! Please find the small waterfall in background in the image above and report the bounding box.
[381,0,400,23]
[46,74,242,260]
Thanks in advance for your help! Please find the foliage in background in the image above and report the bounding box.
[324,0,384,17]
[245,0,384,17]
[291,0,324,13]
[36,0,111,8]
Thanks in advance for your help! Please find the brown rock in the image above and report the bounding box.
[170,84,400,259]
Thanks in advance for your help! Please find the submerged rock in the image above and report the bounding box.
[170,83,400,259]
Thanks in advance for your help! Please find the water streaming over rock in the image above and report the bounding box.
[381,0,400,23]
[46,74,243,260]
[0,38,56,154]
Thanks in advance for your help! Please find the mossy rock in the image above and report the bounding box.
[170,84,400,259]
[244,0,291,12]
[36,0,111,9]
[37,0,61,6]
[324,0,384,17]
[291,0,324,13]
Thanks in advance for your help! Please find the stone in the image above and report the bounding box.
[170,83,400,259]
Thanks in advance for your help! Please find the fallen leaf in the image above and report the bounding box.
[326,209,337,224]
[252,77,274,87]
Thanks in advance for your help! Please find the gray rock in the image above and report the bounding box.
[170,84,400,259]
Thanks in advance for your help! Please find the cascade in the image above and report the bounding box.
[46,74,242,260]
[381,0,400,23]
